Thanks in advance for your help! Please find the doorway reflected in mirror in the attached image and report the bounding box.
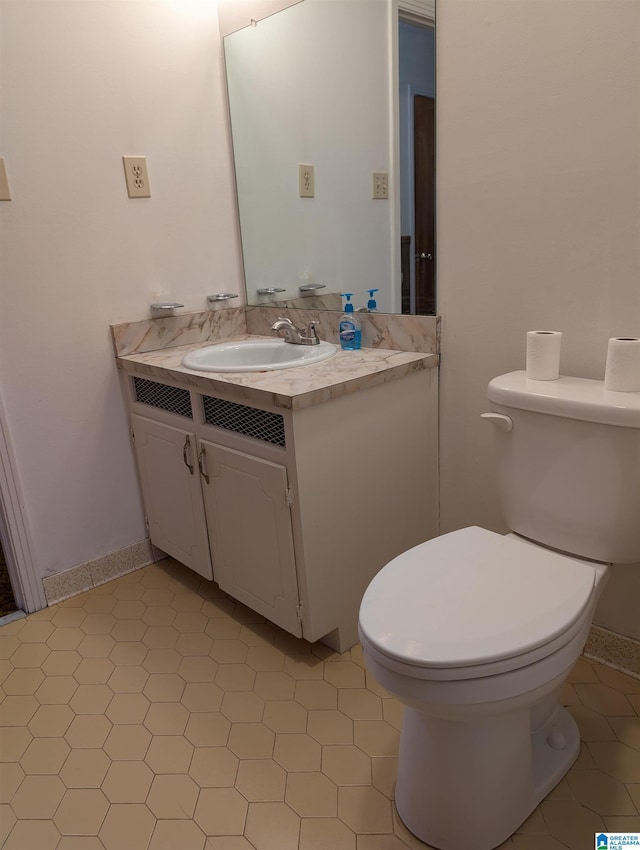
[398,17,435,315]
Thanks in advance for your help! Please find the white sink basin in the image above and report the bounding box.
[182,339,337,373]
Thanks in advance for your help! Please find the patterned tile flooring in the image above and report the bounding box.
[0,556,638,850]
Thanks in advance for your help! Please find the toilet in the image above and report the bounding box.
[358,371,640,850]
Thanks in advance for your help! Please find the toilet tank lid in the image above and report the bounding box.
[488,371,640,428]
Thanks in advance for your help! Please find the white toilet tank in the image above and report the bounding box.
[487,371,640,564]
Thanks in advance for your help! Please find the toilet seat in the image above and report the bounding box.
[359,527,596,678]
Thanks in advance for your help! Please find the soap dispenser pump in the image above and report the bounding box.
[339,293,362,351]
[366,289,379,311]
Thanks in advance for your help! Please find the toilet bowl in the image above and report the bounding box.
[359,526,609,850]
[358,371,640,850]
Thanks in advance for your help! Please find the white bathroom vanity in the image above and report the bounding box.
[116,333,438,652]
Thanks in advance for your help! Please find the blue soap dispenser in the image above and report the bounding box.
[366,289,379,311]
[339,293,362,351]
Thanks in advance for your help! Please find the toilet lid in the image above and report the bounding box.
[359,527,596,669]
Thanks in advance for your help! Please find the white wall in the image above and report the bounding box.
[2,0,638,642]
[437,0,640,639]
[0,0,243,578]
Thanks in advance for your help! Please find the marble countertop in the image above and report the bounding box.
[117,335,437,411]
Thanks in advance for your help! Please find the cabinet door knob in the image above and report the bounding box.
[183,436,194,474]
[198,446,210,484]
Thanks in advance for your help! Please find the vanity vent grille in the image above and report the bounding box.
[132,377,193,419]
[202,396,286,448]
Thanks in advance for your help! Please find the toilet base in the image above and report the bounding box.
[395,702,580,850]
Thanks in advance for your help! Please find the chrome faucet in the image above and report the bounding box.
[271,317,320,346]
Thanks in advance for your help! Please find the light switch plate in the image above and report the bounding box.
[122,156,151,198]
[0,158,11,201]
[298,164,314,198]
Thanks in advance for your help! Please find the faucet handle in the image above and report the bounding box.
[271,317,298,340]
[306,321,319,340]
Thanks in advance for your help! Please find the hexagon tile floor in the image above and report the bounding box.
[0,558,639,850]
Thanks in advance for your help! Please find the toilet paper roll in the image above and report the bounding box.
[604,337,640,392]
[526,331,562,380]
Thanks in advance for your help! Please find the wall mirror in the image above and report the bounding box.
[223,0,435,316]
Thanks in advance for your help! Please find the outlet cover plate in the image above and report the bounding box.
[123,156,151,198]
[372,171,389,199]
[298,164,314,198]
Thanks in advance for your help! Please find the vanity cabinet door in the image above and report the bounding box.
[131,415,213,581]
[199,440,302,638]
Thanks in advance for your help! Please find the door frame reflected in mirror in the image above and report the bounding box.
[395,7,436,314]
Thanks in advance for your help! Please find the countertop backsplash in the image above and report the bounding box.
[111,305,440,359]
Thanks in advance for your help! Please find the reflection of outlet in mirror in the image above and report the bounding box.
[0,158,11,201]
[298,164,314,198]
[372,172,388,200]
[122,156,151,198]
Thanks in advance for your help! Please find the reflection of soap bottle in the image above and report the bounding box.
[339,293,362,351]
[366,289,379,311]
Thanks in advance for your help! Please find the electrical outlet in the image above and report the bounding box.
[298,164,314,198]
[122,156,151,198]
[0,158,11,201]
[372,171,389,200]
